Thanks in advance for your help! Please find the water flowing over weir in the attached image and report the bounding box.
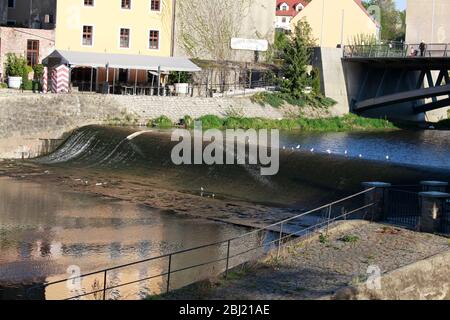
[37,126,450,207]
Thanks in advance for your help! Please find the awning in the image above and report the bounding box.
[42,50,201,72]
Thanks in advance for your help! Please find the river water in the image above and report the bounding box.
[1,126,450,299]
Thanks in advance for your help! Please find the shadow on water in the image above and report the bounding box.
[37,125,450,208]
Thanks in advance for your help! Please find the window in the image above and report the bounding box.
[281,17,286,23]
[7,0,15,8]
[6,20,16,26]
[121,0,131,9]
[82,25,93,46]
[150,0,160,11]
[149,30,159,49]
[120,28,130,48]
[26,40,39,67]
[84,0,94,6]
[280,4,288,11]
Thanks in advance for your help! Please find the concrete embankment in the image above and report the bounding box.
[0,92,283,158]
[162,221,450,300]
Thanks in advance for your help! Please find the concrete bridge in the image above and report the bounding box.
[342,43,450,122]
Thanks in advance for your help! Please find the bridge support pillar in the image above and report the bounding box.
[362,182,391,221]
[419,192,450,233]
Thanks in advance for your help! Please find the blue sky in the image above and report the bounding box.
[396,0,406,10]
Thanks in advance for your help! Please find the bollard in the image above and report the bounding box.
[418,192,450,233]
[361,182,391,221]
[420,181,448,193]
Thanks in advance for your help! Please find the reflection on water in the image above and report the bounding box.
[0,177,253,300]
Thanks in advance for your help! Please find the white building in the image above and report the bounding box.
[275,0,307,31]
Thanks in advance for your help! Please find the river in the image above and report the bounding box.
[1,126,449,299]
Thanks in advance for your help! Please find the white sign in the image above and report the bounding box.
[231,38,269,52]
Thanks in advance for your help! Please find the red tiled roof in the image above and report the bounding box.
[276,0,308,18]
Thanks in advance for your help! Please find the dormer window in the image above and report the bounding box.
[295,4,304,12]
[280,4,289,11]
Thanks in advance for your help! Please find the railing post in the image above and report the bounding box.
[326,204,332,233]
[166,254,172,294]
[362,182,391,221]
[102,270,107,300]
[225,240,231,279]
[419,192,450,233]
[277,222,283,259]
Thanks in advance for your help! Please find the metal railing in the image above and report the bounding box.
[343,42,450,59]
[69,79,278,98]
[26,188,376,300]
[385,188,421,229]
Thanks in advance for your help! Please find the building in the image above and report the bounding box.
[0,27,55,81]
[406,0,450,44]
[47,0,199,93]
[290,0,379,48]
[275,0,307,32]
[0,0,7,25]
[4,0,56,29]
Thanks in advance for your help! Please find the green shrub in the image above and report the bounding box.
[4,53,28,77]
[33,64,45,80]
[196,115,224,129]
[251,92,285,108]
[340,235,360,244]
[148,115,173,128]
[0,83,8,89]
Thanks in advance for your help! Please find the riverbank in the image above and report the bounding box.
[158,221,450,300]
[148,114,397,131]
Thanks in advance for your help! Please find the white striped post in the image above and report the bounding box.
[42,67,48,93]
[51,65,69,93]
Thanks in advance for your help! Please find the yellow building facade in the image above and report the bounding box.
[55,0,173,56]
[290,0,379,48]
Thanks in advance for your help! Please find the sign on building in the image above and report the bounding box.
[230,38,269,52]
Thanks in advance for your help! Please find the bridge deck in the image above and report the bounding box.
[354,84,450,112]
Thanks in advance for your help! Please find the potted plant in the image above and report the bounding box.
[4,53,28,89]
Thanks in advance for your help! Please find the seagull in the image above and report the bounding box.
[310,148,314,152]
[344,150,348,155]
[326,149,332,154]
[201,187,204,192]
[359,154,363,158]
[386,155,390,160]
[282,146,286,150]
[296,145,301,149]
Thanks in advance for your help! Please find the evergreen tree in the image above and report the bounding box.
[281,20,315,99]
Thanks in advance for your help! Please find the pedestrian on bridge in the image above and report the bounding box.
[419,41,427,57]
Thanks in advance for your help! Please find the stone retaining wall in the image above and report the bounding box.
[0,92,283,158]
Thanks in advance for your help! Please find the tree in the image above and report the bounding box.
[281,20,316,99]
[176,0,251,61]
[363,0,405,41]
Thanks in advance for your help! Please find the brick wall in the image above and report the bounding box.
[0,27,55,81]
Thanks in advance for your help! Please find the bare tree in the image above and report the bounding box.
[176,0,251,61]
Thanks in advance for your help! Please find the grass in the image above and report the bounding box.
[340,234,360,244]
[147,115,173,128]
[251,91,337,109]
[319,233,330,244]
[185,114,396,132]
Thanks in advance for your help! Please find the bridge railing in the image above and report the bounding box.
[344,42,450,58]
